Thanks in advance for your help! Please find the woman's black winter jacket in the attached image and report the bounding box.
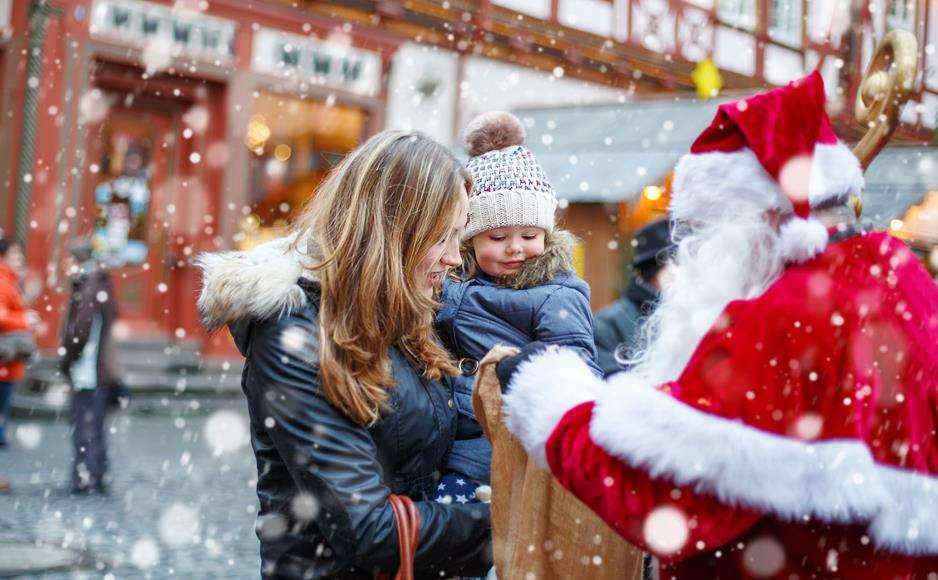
[197,238,492,579]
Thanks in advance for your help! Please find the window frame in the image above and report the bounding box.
[716,0,758,31]
[767,0,803,47]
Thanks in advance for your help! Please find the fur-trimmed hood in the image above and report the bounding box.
[464,228,577,290]
[195,234,315,332]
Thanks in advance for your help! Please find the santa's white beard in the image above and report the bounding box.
[629,210,785,385]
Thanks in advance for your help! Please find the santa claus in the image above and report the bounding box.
[497,72,938,578]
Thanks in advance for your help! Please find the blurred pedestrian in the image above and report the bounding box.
[593,218,674,377]
[0,236,36,493]
[0,237,37,441]
[60,238,120,494]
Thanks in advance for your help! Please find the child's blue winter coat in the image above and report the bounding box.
[435,231,600,483]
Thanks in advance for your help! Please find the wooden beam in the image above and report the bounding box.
[288,0,764,92]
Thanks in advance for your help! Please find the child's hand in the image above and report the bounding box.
[479,345,520,367]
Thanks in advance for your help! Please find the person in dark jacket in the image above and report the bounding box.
[435,112,600,493]
[593,218,675,377]
[197,131,491,579]
[60,238,120,493]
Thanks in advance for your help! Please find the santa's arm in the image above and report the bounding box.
[501,348,761,560]
[502,300,892,559]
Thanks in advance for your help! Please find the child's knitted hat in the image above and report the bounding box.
[462,112,557,241]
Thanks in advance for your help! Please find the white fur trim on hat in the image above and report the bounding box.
[671,142,864,223]
[671,149,782,223]
[810,142,865,206]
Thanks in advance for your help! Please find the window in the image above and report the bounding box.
[769,0,802,46]
[717,0,757,30]
[241,92,367,249]
[886,0,915,31]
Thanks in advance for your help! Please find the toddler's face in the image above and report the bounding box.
[471,226,546,278]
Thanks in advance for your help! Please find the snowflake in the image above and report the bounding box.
[131,537,160,569]
[203,410,248,456]
[291,493,319,522]
[142,40,173,75]
[159,503,201,548]
[741,535,786,577]
[642,506,688,555]
[15,423,43,449]
[78,90,110,125]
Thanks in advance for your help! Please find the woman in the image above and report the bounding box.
[197,131,492,579]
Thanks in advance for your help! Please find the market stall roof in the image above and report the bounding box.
[515,100,938,228]
[515,97,727,203]
[862,147,938,227]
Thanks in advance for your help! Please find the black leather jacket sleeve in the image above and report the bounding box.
[247,314,491,577]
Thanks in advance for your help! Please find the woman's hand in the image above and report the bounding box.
[478,345,520,367]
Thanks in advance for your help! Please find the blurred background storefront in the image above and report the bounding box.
[0,0,935,395]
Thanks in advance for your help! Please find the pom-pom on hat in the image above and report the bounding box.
[462,112,558,241]
[671,72,864,262]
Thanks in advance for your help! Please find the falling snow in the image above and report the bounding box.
[203,410,249,456]
[642,506,689,555]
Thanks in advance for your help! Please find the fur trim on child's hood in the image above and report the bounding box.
[463,228,578,290]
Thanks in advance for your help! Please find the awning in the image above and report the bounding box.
[862,147,938,227]
[515,98,727,203]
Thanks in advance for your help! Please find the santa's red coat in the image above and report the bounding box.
[504,231,938,579]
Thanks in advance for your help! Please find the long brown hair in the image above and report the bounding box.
[293,131,468,426]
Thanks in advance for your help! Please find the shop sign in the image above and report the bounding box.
[90,0,236,63]
[252,28,382,97]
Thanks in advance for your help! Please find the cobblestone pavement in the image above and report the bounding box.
[0,404,262,578]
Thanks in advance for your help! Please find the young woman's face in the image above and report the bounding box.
[471,226,546,278]
[416,184,469,298]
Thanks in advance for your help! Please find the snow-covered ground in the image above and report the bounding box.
[1,408,261,578]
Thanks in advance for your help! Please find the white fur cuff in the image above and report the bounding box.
[502,348,603,466]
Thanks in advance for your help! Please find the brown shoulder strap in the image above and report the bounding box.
[386,494,421,580]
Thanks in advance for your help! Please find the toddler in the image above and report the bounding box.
[434,112,601,504]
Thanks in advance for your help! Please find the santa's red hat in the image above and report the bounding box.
[672,72,864,262]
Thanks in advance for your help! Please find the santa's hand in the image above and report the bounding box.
[495,341,549,390]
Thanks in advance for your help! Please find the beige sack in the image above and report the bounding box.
[472,363,646,580]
